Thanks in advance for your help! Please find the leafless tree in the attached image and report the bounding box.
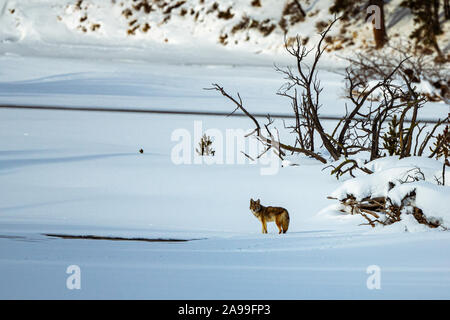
[208,17,449,172]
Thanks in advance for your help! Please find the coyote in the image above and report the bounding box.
[249,199,290,234]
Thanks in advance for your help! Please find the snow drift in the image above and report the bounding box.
[329,157,450,230]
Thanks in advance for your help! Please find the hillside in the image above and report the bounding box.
[1,0,449,64]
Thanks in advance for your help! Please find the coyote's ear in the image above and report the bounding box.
[256,199,260,204]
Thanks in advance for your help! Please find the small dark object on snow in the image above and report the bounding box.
[139,148,144,154]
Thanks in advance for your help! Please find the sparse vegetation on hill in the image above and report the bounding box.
[3,0,446,59]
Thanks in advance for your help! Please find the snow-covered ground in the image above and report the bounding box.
[1,0,449,300]
[1,81,449,299]
[0,55,447,119]
[1,106,450,299]
[3,221,450,299]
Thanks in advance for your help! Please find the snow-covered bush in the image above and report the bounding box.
[329,157,450,229]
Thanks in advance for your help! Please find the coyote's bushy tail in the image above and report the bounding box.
[282,210,290,233]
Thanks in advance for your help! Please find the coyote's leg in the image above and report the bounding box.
[275,218,282,234]
[262,220,268,234]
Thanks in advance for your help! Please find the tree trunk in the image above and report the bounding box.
[430,0,443,59]
[445,0,450,20]
[293,0,306,17]
[432,0,441,33]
